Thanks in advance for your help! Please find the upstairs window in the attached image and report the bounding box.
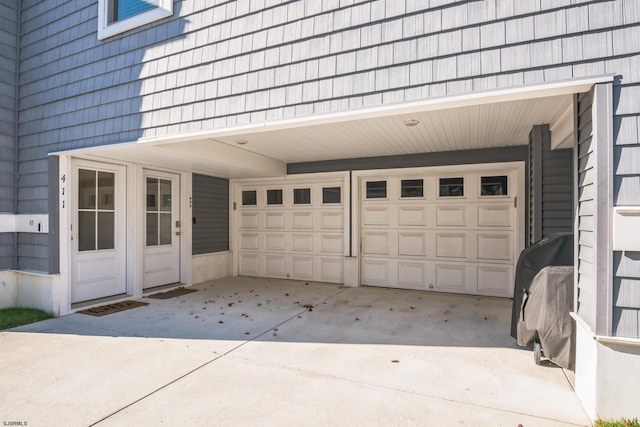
[98,0,173,40]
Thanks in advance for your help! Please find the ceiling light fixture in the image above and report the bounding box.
[235,139,248,145]
[403,119,420,127]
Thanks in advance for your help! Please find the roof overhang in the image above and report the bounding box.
[50,75,614,178]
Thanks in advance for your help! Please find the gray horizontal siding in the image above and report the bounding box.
[528,124,573,244]
[0,0,17,215]
[576,89,596,331]
[0,0,17,271]
[0,233,15,270]
[192,174,229,255]
[288,146,528,174]
[16,232,47,272]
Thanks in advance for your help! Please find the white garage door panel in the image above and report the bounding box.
[265,213,285,229]
[362,231,390,255]
[240,212,259,228]
[292,256,314,278]
[436,206,467,226]
[292,212,313,229]
[436,233,467,258]
[398,232,426,256]
[477,266,513,296]
[478,204,512,227]
[362,207,390,225]
[292,234,314,252]
[265,233,286,251]
[320,234,343,253]
[320,212,343,229]
[398,206,426,226]
[239,233,260,250]
[398,262,426,289]
[265,255,286,276]
[239,253,260,275]
[477,233,512,261]
[360,165,520,297]
[237,178,345,284]
[362,259,391,286]
[435,264,467,292]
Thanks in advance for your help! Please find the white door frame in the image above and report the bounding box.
[58,156,193,315]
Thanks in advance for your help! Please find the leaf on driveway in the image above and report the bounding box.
[391,360,399,363]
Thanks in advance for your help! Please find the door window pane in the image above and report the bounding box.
[481,175,508,196]
[366,181,387,198]
[146,177,173,246]
[267,189,283,205]
[159,213,172,245]
[146,213,158,246]
[293,188,311,204]
[160,179,172,211]
[97,172,114,210]
[97,212,115,250]
[78,168,116,252]
[78,211,96,251]
[78,169,96,209]
[146,178,158,209]
[401,179,424,198]
[242,190,257,206]
[322,187,341,204]
[439,177,464,197]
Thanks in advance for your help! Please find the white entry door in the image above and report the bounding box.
[71,160,127,303]
[143,171,180,289]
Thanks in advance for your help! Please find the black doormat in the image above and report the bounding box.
[146,287,198,300]
[79,300,149,317]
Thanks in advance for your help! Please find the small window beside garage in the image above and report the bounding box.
[267,189,283,205]
[293,188,311,205]
[242,190,257,206]
[322,187,341,204]
[480,175,508,196]
[439,177,464,197]
[366,181,387,199]
[401,179,424,198]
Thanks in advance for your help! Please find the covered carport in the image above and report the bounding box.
[50,76,608,316]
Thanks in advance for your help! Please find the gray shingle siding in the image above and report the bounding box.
[192,174,229,255]
[0,0,17,271]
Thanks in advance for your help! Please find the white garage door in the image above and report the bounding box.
[236,176,346,283]
[360,165,522,297]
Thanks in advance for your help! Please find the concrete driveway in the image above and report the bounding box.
[1,277,590,426]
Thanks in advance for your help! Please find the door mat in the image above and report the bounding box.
[79,300,149,317]
[146,287,198,300]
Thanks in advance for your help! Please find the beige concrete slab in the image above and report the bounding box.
[0,277,590,427]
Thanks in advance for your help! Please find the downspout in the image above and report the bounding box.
[12,0,22,270]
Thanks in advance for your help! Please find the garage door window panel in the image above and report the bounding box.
[322,187,341,204]
[439,177,464,197]
[267,189,283,205]
[401,179,424,198]
[242,190,257,206]
[480,175,508,196]
[293,188,311,205]
[366,181,387,199]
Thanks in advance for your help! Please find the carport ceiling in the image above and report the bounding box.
[206,94,573,164]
